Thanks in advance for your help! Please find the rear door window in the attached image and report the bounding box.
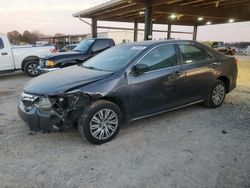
[0,39,4,49]
[178,43,213,64]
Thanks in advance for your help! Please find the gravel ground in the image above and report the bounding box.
[0,56,249,188]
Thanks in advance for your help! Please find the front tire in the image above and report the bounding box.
[23,60,40,77]
[78,100,122,145]
[203,80,226,108]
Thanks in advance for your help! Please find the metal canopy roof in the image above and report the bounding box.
[73,0,250,26]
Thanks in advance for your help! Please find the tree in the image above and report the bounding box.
[7,30,22,45]
[32,30,50,39]
[22,30,39,44]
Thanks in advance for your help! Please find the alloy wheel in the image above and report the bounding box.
[212,84,225,105]
[90,109,118,140]
[28,63,39,76]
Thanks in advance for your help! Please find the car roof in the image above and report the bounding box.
[122,40,198,47]
[118,39,224,58]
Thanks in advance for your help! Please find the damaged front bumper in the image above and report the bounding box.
[18,99,62,132]
[18,91,90,132]
[37,66,61,74]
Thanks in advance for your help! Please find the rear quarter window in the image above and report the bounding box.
[0,39,4,49]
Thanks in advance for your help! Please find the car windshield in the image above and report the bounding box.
[82,45,147,72]
[74,39,94,52]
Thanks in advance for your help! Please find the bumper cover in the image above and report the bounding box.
[38,66,60,74]
[18,100,61,132]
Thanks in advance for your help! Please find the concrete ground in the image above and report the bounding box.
[0,56,249,188]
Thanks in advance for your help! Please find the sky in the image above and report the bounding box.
[0,0,250,42]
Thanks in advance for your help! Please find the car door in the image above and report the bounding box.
[0,38,14,71]
[176,42,217,103]
[127,44,184,118]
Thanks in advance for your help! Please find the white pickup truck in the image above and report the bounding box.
[0,34,56,77]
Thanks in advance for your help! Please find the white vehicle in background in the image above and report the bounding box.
[0,34,56,77]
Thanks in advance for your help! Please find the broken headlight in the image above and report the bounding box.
[34,97,53,111]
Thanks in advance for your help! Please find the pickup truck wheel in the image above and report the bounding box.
[203,80,226,108]
[78,100,122,145]
[24,60,40,77]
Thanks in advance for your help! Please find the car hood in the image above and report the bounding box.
[24,65,113,95]
[44,51,87,61]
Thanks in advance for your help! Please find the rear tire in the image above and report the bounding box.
[203,80,226,108]
[78,100,122,145]
[23,60,40,77]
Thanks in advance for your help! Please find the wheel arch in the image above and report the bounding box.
[21,56,39,71]
[217,75,230,93]
[95,96,127,121]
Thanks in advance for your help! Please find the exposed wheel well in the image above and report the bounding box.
[217,76,230,93]
[21,56,39,71]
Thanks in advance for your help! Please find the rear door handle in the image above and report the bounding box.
[1,52,8,56]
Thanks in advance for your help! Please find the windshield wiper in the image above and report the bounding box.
[73,49,82,52]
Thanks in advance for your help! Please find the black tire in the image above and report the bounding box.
[203,80,226,108]
[78,100,122,145]
[23,60,40,77]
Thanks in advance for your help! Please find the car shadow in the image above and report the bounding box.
[18,103,205,146]
[121,103,205,131]
[0,71,27,80]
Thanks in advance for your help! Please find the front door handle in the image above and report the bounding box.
[169,70,183,80]
[174,70,183,76]
[1,52,8,56]
[210,62,220,68]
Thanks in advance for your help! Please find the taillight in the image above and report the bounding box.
[234,58,238,64]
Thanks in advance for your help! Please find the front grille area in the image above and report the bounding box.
[39,59,46,68]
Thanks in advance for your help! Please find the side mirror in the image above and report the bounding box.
[133,64,149,75]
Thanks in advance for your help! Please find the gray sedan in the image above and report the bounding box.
[18,40,238,144]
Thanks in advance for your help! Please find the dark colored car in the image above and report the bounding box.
[38,38,115,74]
[18,40,238,144]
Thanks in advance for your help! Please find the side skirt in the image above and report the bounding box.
[130,100,204,122]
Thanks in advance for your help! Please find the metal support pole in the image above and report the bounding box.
[167,24,171,39]
[69,36,71,44]
[92,19,97,38]
[144,0,152,40]
[134,20,138,42]
[193,25,198,40]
